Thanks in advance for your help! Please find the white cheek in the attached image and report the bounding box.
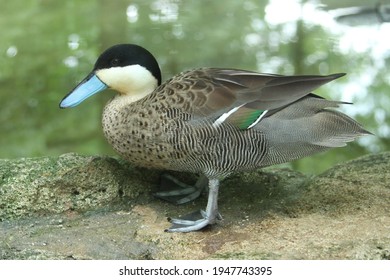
[96,64,157,96]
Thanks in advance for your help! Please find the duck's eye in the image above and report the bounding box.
[111,58,120,66]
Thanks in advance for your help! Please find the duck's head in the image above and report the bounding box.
[60,44,161,108]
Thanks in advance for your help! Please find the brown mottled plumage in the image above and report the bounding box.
[60,44,371,232]
[102,68,367,177]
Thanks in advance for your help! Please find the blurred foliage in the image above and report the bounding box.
[0,0,388,174]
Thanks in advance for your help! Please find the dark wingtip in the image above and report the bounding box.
[331,73,347,79]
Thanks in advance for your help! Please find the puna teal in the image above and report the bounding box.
[60,44,370,232]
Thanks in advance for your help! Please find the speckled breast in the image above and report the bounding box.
[102,97,178,170]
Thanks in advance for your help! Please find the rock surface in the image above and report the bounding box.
[0,152,389,260]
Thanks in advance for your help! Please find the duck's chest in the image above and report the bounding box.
[101,98,184,169]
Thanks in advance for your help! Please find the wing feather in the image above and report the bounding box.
[166,68,345,129]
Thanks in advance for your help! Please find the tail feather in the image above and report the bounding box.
[258,96,370,167]
[309,109,369,147]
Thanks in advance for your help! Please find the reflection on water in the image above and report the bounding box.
[0,0,388,173]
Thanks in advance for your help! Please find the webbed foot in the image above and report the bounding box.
[165,179,221,233]
[154,174,208,204]
[165,210,222,232]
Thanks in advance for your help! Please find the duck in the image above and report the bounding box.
[60,44,370,232]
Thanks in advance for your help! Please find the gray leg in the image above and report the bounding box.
[154,174,208,204]
[166,178,221,233]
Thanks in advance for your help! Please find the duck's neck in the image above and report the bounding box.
[96,64,158,106]
[106,90,150,111]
